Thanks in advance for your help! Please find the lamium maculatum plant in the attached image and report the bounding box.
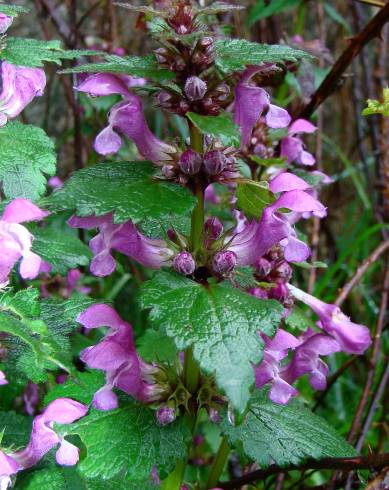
[0,2,385,490]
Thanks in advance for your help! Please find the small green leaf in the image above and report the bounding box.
[187,112,241,147]
[0,4,29,17]
[141,272,284,412]
[214,38,313,74]
[137,328,178,363]
[63,401,190,480]
[0,411,32,448]
[221,389,356,467]
[236,181,276,220]
[284,305,312,331]
[60,54,174,83]
[32,228,92,274]
[0,122,56,200]
[247,0,301,25]
[362,87,389,117]
[0,38,97,67]
[49,161,196,229]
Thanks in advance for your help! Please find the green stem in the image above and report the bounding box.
[206,436,230,489]
[160,459,186,490]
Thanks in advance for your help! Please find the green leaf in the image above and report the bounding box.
[60,54,174,83]
[137,328,178,363]
[44,371,105,407]
[214,38,313,74]
[16,467,86,490]
[0,122,56,200]
[186,112,240,147]
[32,228,92,274]
[362,87,389,117]
[49,161,196,228]
[141,272,284,412]
[247,0,301,25]
[221,390,356,467]
[63,402,190,480]
[236,181,276,220]
[0,4,29,17]
[0,411,32,448]
[284,305,311,331]
[0,38,97,68]
[86,478,158,490]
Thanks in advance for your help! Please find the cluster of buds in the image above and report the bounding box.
[162,146,238,186]
[250,245,294,309]
[242,117,277,159]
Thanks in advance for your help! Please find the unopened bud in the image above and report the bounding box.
[208,408,220,424]
[214,82,230,101]
[158,91,172,106]
[204,151,227,175]
[173,251,196,275]
[179,149,202,175]
[162,164,176,179]
[185,76,207,101]
[204,217,223,240]
[255,258,272,276]
[268,283,289,302]
[154,47,169,64]
[198,37,213,49]
[212,251,237,275]
[273,261,292,282]
[249,287,268,299]
[156,406,176,426]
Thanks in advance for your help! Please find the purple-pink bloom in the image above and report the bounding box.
[254,329,300,404]
[234,66,291,147]
[78,304,166,410]
[280,119,316,166]
[0,199,49,287]
[288,285,372,354]
[0,62,46,127]
[0,14,13,34]
[68,213,174,276]
[76,73,175,164]
[0,398,87,479]
[282,330,340,391]
[0,370,7,385]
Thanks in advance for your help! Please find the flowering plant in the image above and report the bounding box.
[0,2,387,489]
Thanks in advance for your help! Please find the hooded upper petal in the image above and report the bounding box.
[0,14,13,34]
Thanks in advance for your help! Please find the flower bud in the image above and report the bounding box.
[269,283,289,302]
[208,408,220,424]
[204,217,223,240]
[173,251,196,275]
[179,149,202,175]
[255,257,272,277]
[154,47,169,64]
[214,82,230,101]
[185,76,207,102]
[156,406,176,426]
[273,261,292,282]
[212,251,237,275]
[204,151,227,175]
[162,164,176,179]
[249,287,268,299]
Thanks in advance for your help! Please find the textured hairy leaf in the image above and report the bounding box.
[0,38,96,67]
[49,161,196,228]
[187,112,240,147]
[214,38,313,73]
[141,272,284,412]
[236,181,276,220]
[16,467,86,490]
[64,401,190,480]
[0,122,56,200]
[32,228,92,274]
[0,4,29,16]
[221,389,356,466]
[61,54,174,82]
[0,411,32,448]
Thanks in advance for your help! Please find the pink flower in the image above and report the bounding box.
[0,199,49,287]
[0,398,87,479]
[288,285,372,354]
[0,62,46,126]
[234,66,291,147]
[68,213,174,276]
[280,119,316,166]
[78,304,166,410]
[76,73,175,164]
[0,370,7,386]
[0,14,13,34]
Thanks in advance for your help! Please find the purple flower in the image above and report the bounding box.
[0,370,7,386]
[0,62,46,127]
[254,329,300,404]
[0,398,87,478]
[23,382,39,416]
[282,330,340,391]
[78,304,166,409]
[77,73,175,164]
[0,199,49,287]
[280,119,316,166]
[234,66,291,147]
[288,286,372,354]
[68,213,174,276]
[0,14,13,34]
[223,219,261,266]
[156,406,176,426]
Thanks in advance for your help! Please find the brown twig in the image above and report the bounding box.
[299,3,389,119]
[218,453,389,490]
[335,239,389,307]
